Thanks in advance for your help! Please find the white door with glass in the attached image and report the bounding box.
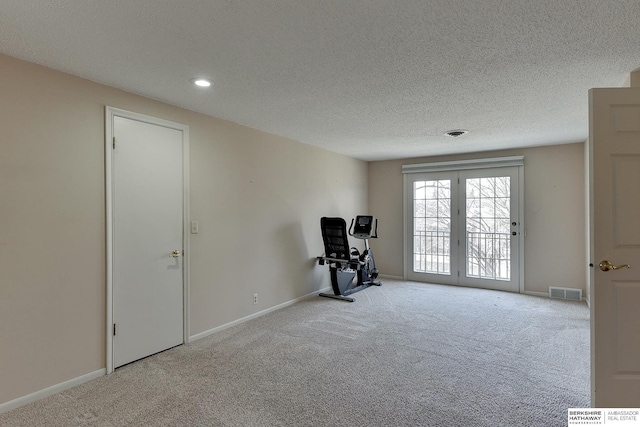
[406,163,522,293]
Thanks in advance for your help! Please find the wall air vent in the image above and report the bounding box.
[549,286,583,301]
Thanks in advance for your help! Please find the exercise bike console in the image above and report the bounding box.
[349,215,378,239]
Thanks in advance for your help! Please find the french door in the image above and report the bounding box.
[405,162,522,292]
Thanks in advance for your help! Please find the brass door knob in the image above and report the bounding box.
[170,250,181,258]
[599,260,630,272]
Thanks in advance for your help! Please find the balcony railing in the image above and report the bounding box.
[413,230,450,274]
[413,230,510,280]
[466,231,510,280]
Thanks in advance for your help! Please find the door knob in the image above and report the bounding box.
[170,250,181,258]
[599,260,630,272]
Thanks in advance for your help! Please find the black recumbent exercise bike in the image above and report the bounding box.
[317,215,381,302]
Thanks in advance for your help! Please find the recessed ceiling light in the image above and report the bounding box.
[444,129,469,137]
[191,78,212,88]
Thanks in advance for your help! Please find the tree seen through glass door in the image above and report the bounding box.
[413,179,451,275]
[465,176,511,280]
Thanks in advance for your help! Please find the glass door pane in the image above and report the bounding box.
[465,176,511,280]
[413,179,451,275]
[406,173,458,285]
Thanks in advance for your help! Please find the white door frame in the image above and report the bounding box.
[105,106,190,374]
[402,156,525,293]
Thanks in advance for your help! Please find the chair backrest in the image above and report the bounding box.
[320,217,350,260]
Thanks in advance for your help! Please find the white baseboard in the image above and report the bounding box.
[0,368,106,415]
[189,287,330,342]
[379,274,404,281]
[524,290,588,303]
[523,291,548,298]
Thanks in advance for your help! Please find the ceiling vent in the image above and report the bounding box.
[445,129,469,138]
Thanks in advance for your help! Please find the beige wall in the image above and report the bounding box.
[0,54,367,405]
[368,143,586,295]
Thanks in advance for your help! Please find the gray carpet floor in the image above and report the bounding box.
[0,280,590,426]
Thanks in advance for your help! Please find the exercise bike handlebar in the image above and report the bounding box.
[316,255,365,267]
[320,256,364,264]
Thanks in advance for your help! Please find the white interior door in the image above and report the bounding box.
[590,87,640,407]
[108,109,187,369]
[405,163,522,292]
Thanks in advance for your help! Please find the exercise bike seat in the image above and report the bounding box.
[320,217,352,264]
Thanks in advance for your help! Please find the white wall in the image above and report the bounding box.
[0,54,368,405]
[368,143,587,296]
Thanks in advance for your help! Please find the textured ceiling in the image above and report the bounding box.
[1,1,640,161]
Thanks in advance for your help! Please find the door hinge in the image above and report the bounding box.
[113,323,116,336]
[112,137,116,150]
[457,271,460,277]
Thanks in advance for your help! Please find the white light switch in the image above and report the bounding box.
[190,221,199,234]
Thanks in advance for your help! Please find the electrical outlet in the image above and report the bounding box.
[253,293,258,305]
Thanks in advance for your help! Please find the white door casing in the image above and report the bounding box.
[106,107,190,373]
[590,87,640,407]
